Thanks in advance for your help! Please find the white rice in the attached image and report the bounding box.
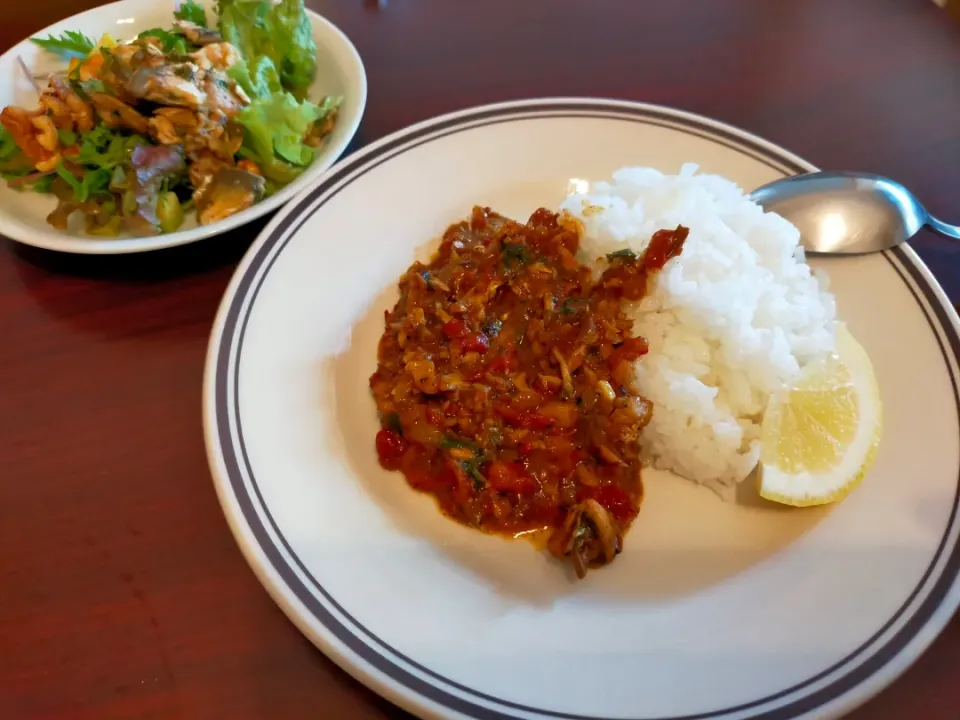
[559,164,837,496]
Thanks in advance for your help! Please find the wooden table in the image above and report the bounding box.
[2,1,959,718]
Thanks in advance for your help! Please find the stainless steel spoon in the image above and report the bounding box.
[749,171,960,255]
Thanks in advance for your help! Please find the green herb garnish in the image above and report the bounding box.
[559,297,589,314]
[30,175,56,194]
[439,435,480,452]
[0,160,35,181]
[57,129,77,147]
[502,243,531,268]
[30,31,95,60]
[384,412,403,435]
[75,125,138,170]
[443,435,488,490]
[55,162,111,203]
[138,28,188,55]
[79,166,112,199]
[73,78,107,99]
[460,459,486,491]
[175,0,208,27]
[55,163,82,198]
[483,319,503,337]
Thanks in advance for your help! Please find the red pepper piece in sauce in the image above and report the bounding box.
[609,336,649,369]
[559,449,588,475]
[461,333,490,353]
[439,463,459,487]
[444,319,490,354]
[496,406,554,430]
[488,461,537,494]
[495,405,523,425]
[593,484,634,522]
[643,225,689,271]
[375,429,407,470]
[452,269,478,295]
[407,468,436,491]
[443,319,468,339]
[522,413,553,430]
[486,347,517,374]
[416,462,459,492]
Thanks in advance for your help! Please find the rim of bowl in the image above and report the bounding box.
[0,0,367,255]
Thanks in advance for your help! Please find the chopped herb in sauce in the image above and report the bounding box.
[502,242,531,268]
[384,412,403,435]
[559,297,589,314]
[484,318,503,337]
[605,248,637,262]
[460,459,487,490]
[439,435,480,452]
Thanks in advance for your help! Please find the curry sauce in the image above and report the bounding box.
[370,206,687,578]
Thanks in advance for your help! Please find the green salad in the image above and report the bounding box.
[0,0,341,236]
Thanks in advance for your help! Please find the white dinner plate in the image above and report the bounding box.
[0,0,366,254]
[203,98,960,720]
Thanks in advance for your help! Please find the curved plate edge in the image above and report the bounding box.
[202,98,960,720]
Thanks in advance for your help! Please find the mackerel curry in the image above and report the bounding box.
[369,206,687,578]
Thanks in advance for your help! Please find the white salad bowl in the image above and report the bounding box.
[0,0,366,254]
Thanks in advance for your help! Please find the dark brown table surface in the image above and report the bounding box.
[2,1,960,718]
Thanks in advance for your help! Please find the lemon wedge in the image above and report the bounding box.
[758,324,882,507]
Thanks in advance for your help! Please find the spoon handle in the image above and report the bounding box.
[928,215,960,240]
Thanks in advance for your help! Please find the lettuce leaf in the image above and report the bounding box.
[0,127,33,179]
[216,0,267,63]
[227,56,282,101]
[234,92,340,185]
[0,127,19,163]
[216,0,316,99]
[244,155,304,186]
[267,0,315,98]
[235,92,321,169]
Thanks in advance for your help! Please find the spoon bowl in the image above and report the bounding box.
[749,171,959,255]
